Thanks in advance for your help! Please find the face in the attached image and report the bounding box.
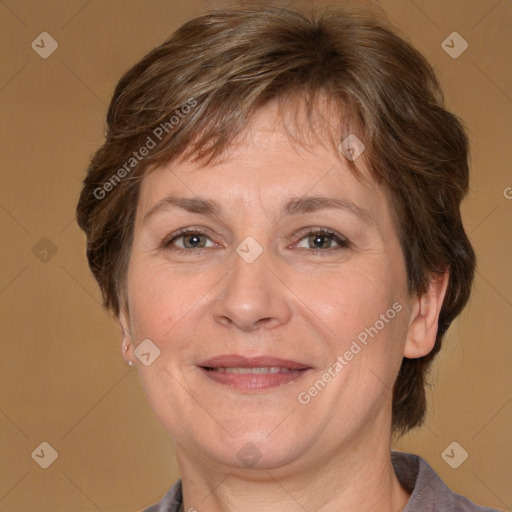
[121,103,423,472]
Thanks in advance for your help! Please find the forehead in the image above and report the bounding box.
[137,100,384,218]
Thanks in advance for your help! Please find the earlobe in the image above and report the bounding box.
[403,272,450,359]
[119,308,135,365]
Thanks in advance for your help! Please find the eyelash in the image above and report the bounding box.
[292,227,350,251]
[162,227,350,254]
[162,227,217,254]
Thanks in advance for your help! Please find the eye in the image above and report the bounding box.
[164,230,216,250]
[295,229,349,250]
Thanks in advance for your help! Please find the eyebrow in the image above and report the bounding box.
[143,196,222,223]
[282,196,373,224]
[143,195,372,225]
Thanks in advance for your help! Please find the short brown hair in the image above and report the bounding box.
[76,4,475,434]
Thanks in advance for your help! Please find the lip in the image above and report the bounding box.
[198,354,312,391]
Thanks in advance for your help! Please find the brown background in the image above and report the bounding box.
[0,0,510,511]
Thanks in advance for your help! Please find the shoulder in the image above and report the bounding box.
[392,451,502,512]
[142,479,182,512]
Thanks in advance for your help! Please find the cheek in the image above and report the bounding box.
[126,258,210,341]
[297,260,409,400]
[300,258,406,336]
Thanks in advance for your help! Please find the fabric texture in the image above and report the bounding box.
[142,451,500,511]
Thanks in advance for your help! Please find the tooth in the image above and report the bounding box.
[210,367,296,374]
[251,367,270,374]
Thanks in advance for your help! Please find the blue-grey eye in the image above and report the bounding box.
[172,232,214,249]
[296,231,347,250]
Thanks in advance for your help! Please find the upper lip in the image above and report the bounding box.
[199,354,311,370]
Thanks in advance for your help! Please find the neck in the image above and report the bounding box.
[176,436,409,512]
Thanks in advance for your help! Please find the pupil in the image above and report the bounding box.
[310,234,330,249]
[185,234,204,248]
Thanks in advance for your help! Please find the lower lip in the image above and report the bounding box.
[199,368,310,391]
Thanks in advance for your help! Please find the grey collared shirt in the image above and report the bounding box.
[143,451,501,511]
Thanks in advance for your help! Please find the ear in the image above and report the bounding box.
[404,272,449,359]
[118,305,135,365]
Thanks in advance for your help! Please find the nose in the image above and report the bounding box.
[212,246,293,332]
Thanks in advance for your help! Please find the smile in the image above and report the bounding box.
[199,355,312,391]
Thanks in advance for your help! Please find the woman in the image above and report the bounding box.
[76,5,500,511]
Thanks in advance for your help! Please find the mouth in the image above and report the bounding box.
[198,355,312,391]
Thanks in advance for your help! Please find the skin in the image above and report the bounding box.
[120,102,449,512]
